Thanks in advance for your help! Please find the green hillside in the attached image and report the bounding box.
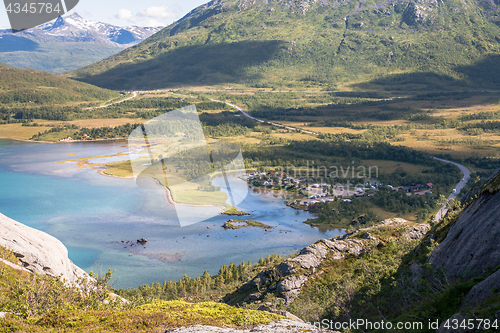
[69,0,500,90]
[0,40,124,74]
[0,62,120,105]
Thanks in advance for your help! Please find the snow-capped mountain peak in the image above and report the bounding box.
[32,12,162,46]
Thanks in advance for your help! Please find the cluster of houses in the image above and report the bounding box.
[243,171,307,189]
[396,183,433,195]
[242,171,434,209]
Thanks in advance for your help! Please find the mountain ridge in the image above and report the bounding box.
[68,0,500,90]
[0,13,162,73]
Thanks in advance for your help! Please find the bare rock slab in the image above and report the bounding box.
[0,213,87,284]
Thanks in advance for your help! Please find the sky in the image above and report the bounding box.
[0,0,210,29]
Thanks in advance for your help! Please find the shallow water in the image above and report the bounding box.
[0,140,344,288]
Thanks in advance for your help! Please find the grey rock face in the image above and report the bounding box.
[346,239,365,256]
[321,239,348,253]
[403,1,432,25]
[405,225,431,239]
[429,190,500,279]
[275,262,297,276]
[237,219,430,308]
[290,244,327,269]
[461,269,500,310]
[276,276,308,293]
[275,276,308,304]
[0,213,87,284]
[281,290,301,305]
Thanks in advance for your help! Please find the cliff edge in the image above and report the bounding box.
[0,213,87,284]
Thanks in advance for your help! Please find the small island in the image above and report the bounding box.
[222,207,251,216]
[223,219,273,230]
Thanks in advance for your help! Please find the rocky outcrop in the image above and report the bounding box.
[429,189,500,280]
[402,0,438,25]
[275,262,297,276]
[404,224,431,239]
[165,319,333,333]
[234,219,430,307]
[290,243,328,269]
[0,213,87,284]
[275,276,308,305]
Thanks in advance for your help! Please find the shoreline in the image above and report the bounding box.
[0,137,54,144]
[97,168,227,211]
[0,136,128,144]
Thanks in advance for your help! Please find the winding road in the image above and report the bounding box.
[88,90,470,220]
[212,98,471,221]
[210,99,319,135]
[432,157,471,221]
[83,91,138,110]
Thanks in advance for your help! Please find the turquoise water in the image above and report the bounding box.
[0,140,343,288]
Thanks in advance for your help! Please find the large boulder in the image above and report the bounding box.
[0,213,87,284]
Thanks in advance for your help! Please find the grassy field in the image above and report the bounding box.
[0,124,53,140]
[45,118,145,129]
[361,160,431,175]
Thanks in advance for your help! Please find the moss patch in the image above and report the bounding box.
[223,220,273,230]
[222,207,250,216]
[0,300,283,332]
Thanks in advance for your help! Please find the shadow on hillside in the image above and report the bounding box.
[0,35,39,52]
[354,54,500,91]
[76,40,282,90]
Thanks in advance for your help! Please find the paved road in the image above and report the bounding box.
[210,99,319,135]
[432,157,471,221]
[83,91,138,110]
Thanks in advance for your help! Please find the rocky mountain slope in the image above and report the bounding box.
[69,0,500,90]
[0,13,161,73]
[225,218,431,307]
[429,176,500,280]
[0,213,86,284]
[217,171,500,331]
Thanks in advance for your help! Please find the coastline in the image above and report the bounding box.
[0,137,54,144]
[0,136,128,144]
[97,168,227,211]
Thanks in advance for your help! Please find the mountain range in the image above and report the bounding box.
[0,13,161,73]
[68,0,500,90]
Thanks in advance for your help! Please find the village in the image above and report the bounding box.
[242,170,434,209]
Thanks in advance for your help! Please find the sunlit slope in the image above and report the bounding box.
[0,62,120,104]
[69,0,500,90]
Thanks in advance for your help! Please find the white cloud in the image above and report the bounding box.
[116,5,180,25]
[138,5,178,19]
[117,9,134,21]
[146,19,166,27]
